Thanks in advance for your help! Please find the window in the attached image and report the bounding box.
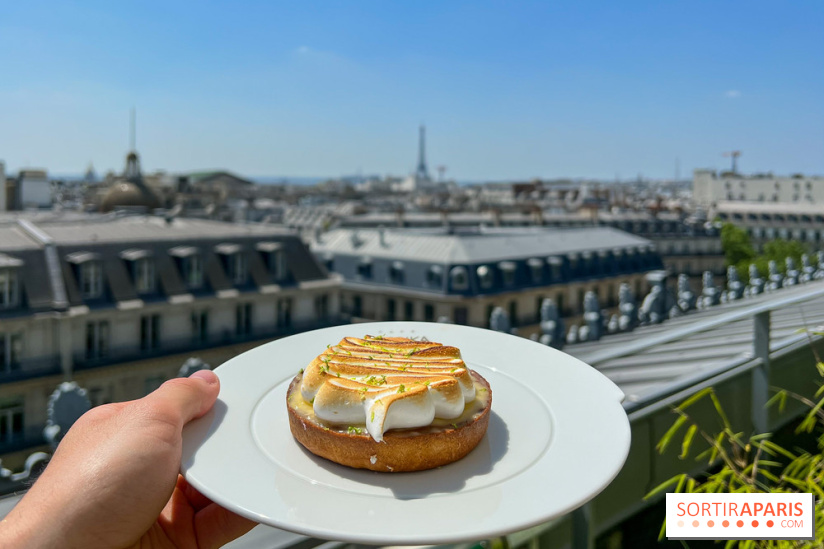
[477,265,494,289]
[427,265,443,287]
[314,294,328,320]
[0,333,22,372]
[228,253,248,285]
[357,258,373,279]
[0,269,20,308]
[499,262,516,287]
[277,298,293,328]
[548,257,563,281]
[81,262,103,299]
[133,258,155,294]
[404,301,414,321]
[528,258,543,284]
[191,310,209,343]
[236,303,253,336]
[169,247,203,289]
[389,261,405,284]
[185,255,203,289]
[140,314,161,351]
[86,320,109,360]
[215,244,247,285]
[0,398,23,445]
[509,301,518,326]
[271,250,287,281]
[386,298,396,321]
[424,304,435,322]
[258,242,287,281]
[454,306,468,325]
[449,267,468,291]
[568,255,580,277]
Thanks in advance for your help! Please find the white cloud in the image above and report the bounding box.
[296,46,311,54]
[725,90,742,99]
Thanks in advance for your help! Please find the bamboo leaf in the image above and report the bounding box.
[766,390,788,413]
[675,387,713,412]
[680,425,698,460]
[710,391,732,429]
[645,475,682,500]
[709,431,725,464]
[657,415,688,454]
[760,440,797,460]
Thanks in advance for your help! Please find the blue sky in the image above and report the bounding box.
[1,1,822,180]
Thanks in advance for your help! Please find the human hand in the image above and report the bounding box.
[1,370,256,548]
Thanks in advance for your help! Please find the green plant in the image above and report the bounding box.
[720,223,811,284]
[646,345,824,548]
[721,223,756,267]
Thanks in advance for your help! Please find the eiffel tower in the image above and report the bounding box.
[414,125,431,183]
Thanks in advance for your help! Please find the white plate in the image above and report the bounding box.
[181,322,630,545]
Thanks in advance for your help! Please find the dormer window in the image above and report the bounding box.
[427,265,443,287]
[120,249,155,294]
[581,251,593,275]
[0,255,23,309]
[169,247,203,289]
[527,258,543,284]
[257,242,286,282]
[67,252,103,299]
[389,261,405,284]
[449,266,468,290]
[568,254,580,277]
[547,256,563,281]
[357,257,373,279]
[216,243,247,285]
[134,258,155,293]
[477,265,493,289]
[499,261,516,287]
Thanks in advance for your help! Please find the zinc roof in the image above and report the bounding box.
[313,227,652,264]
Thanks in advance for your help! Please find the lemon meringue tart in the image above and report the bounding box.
[287,335,492,472]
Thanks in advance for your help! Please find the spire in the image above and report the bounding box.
[130,107,136,152]
[124,108,142,183]
[415,125,430,182]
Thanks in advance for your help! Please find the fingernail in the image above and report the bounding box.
[191,369,218,385]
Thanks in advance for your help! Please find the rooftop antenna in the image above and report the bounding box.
[722,150,741,174]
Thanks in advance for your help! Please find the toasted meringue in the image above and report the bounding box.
[301,336,475,442]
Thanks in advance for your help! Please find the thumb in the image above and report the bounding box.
[145,370,220,428]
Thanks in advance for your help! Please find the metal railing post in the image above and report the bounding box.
[752,311,771,434]
[572,503,594,549]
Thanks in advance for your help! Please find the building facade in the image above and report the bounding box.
[0,215,340,466]
[694,169,824,207]
[17,170,51,209]
[312,227,661,335]
[714,201,824,250]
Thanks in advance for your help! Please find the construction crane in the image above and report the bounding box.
[722,150,742,174]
